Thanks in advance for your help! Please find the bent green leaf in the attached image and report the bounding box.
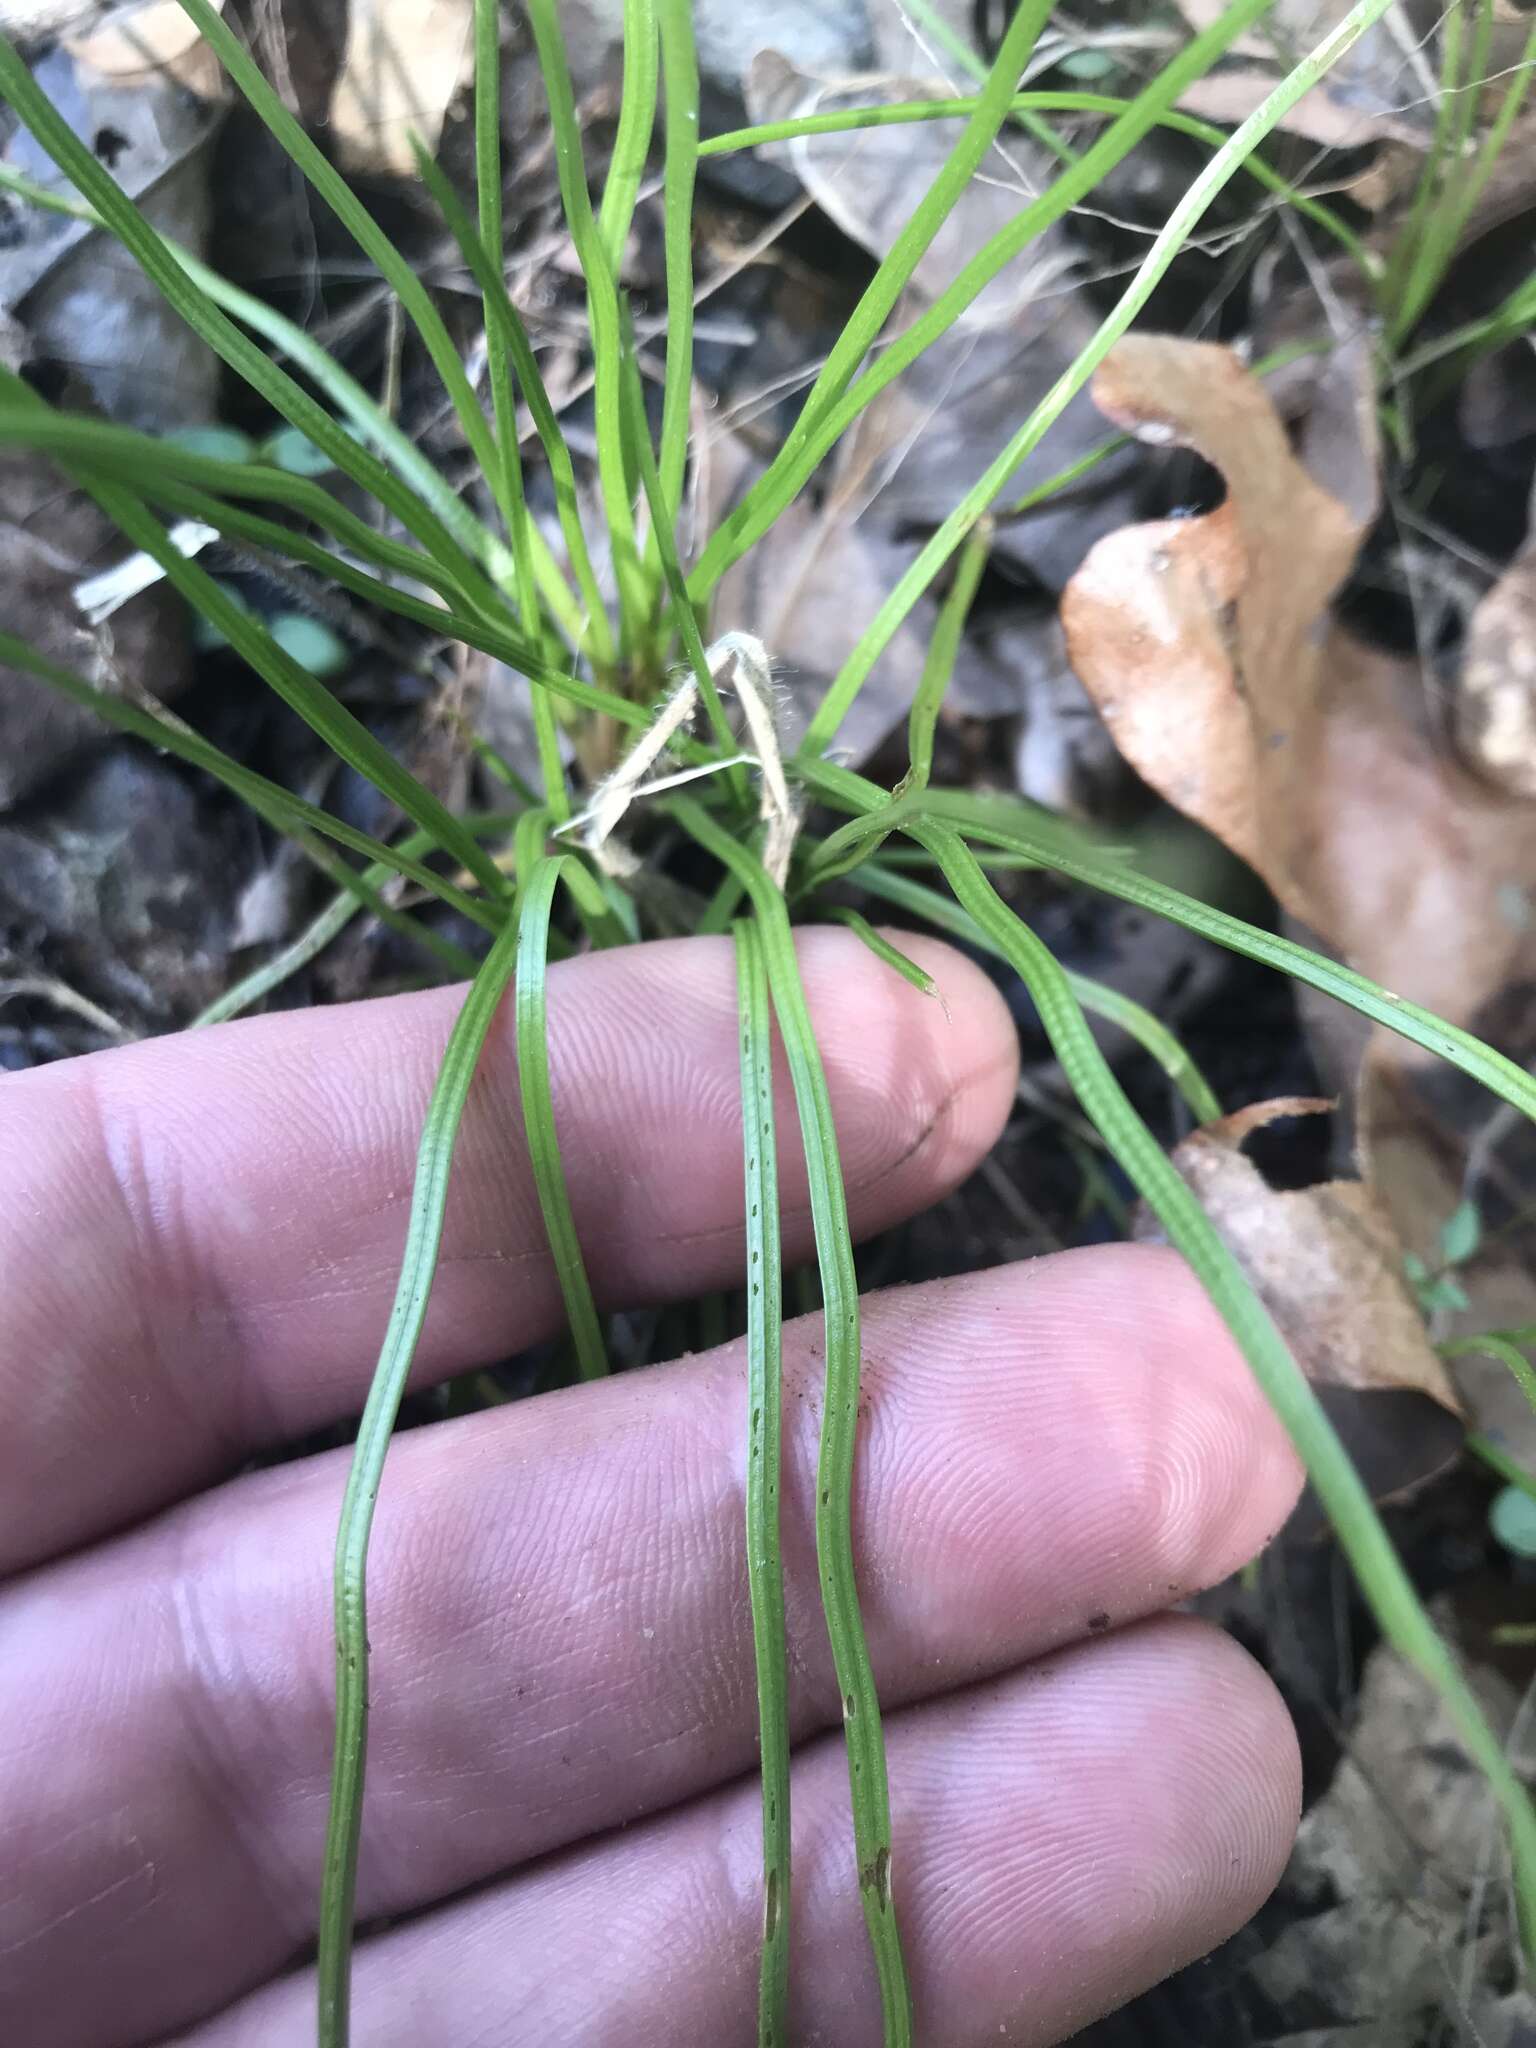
[320,911,525,2046]
[922,822,1536,1962]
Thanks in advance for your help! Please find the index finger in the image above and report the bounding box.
[0,927,1016,1571]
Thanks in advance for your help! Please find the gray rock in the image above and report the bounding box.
[0,437,190,811]
[695,0,872,91]
[1,43,222,430]
[571,0,873,95]
[0,747,243,1032]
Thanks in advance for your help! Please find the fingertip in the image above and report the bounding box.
[1130,1244,1308,1569]
[1152,1614,1304,1899]
[873,924,1017,1049]
[838,1246,1306,1687]
[794,923,1019,1207]
[1119,1618,1304,1979]
[1033,1243,1307,1581]
[908,1618,1302,2043]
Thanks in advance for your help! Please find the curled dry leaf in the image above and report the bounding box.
[1160,1097,1460,1411]
[0,0,230,90]
[3,29,225,430]
[1060,334,1360,879]
[1178,67,1427,151]
[1356,1036,1536,1462]
[330,0,473,176]
[1062,338,1536,1459]
[1138,1097,1464,1508]
[1060,334,1536,1039]
[0,0,101,34]
[1176,0,1434,147]
[695,0,873,99]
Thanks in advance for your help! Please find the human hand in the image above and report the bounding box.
[1,930,1302,2045]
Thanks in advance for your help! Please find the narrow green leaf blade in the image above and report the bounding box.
[523,0,648,643]
[190,824,484,1028]
[674,798,912,2045]
[800,0,1402,754]
[597,0,659,273]
[409,123,616,666]
[655,0,701,522]
[798,755,1536,1130]
[173,0,513,531]
[902,519,991,798]
[922,823,1536,1964]
[0,41,503,597]
[827,909,943,1007]
[320,911,525,2047]
[734,917,793,2046]
[849,861,1222,1123]
[517,858,610,1382]
[87,469,514,901]
[689,0,1276,602]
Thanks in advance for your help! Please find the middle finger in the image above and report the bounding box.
[3,1248,1300,2048]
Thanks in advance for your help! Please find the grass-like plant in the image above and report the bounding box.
[2,3,1535,2043]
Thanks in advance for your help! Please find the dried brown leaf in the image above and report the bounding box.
[1357,1044,1536,1461]
[1060,335,1361,871]
[330,0,473,176]
[0,440,191,808]
[1141,1096,1464,1508]
[1176,0,1434,144]
[1254,1625,1536,2043]
[1061,334,1536,1035]
[3,37,224,429]
[1061,347,1536,1461]
[1178,66,1425,149]
[64,0,227,93]
[0,0,101,34]
[1164,1096,1461,1410]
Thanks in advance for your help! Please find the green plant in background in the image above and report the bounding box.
[3,2,1536,2044]
[1381,0,1536,353]
[1406,1196,1483,1315]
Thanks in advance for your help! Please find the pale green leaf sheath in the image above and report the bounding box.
[517,858,611,1384]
